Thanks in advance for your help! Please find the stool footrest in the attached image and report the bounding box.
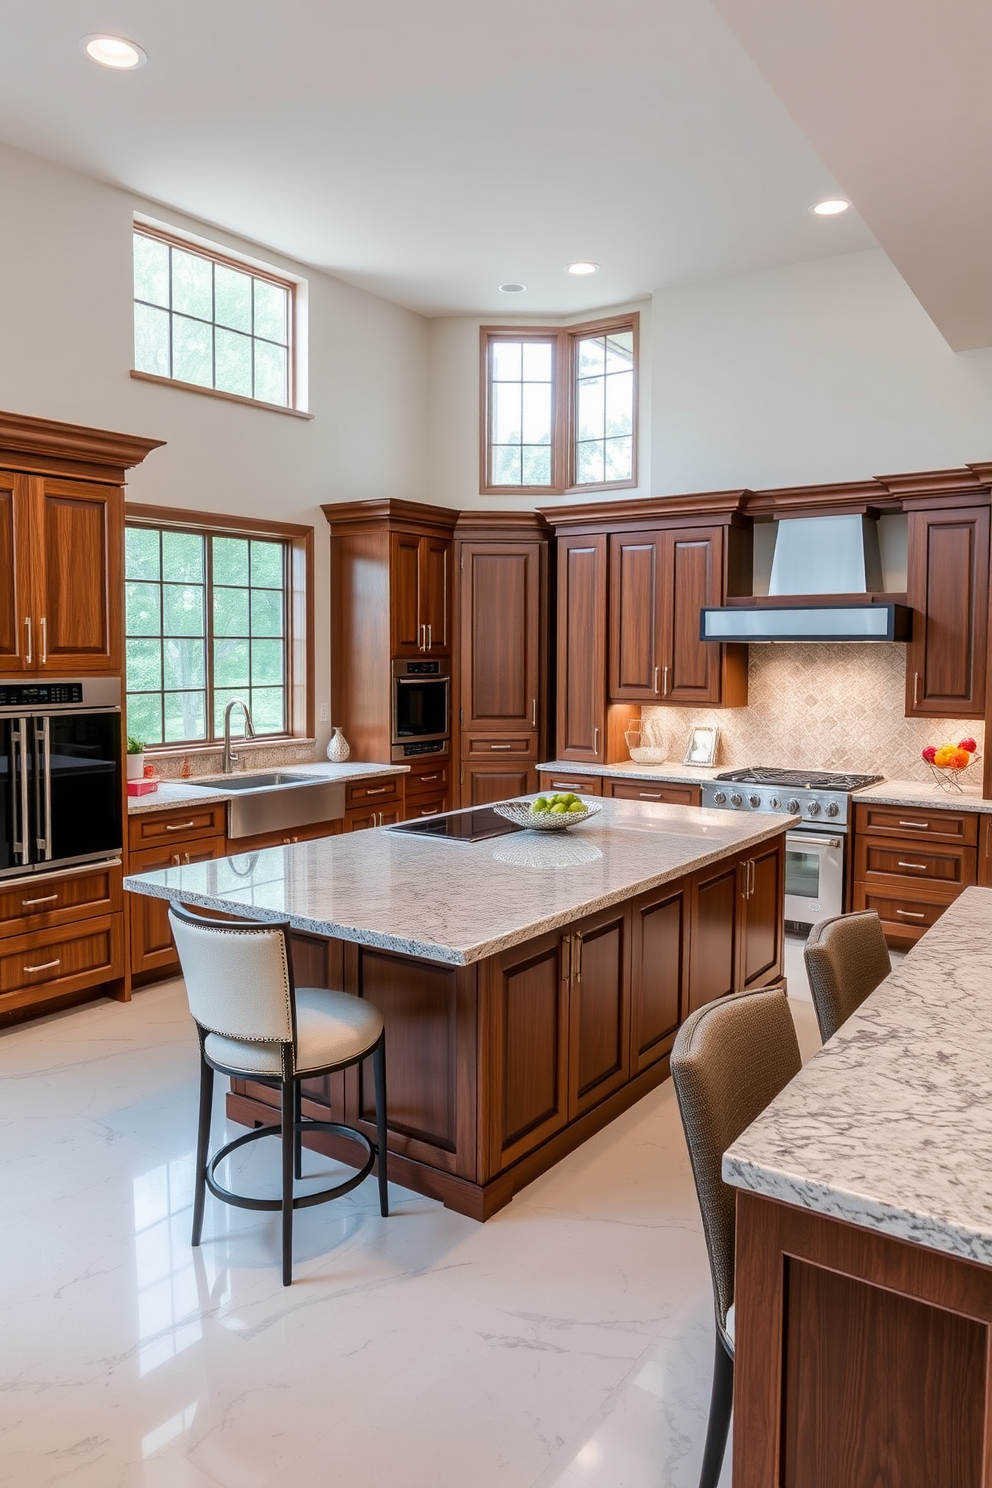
[205,1120,377,1213]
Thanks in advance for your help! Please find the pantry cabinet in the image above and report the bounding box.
[904,503,989,719]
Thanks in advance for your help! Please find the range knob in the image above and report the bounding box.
[786,798,800,814]
[713,791,727,805]
[769,796,781,810]
[825,801,840,817]
[807,800,821,816]
[730,793,743,807]
[749,794,762,808]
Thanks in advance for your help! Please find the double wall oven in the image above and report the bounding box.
[0,679,123,880]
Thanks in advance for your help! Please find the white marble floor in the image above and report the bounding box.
[1,938,830,1488]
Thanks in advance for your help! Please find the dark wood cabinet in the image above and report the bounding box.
[129,834,227,977]
[905,504,989,719]
[556,532,609,761]
[740,839,784,988]
[462,762,536,806]
[979,817,992,888]
[538,771,604,797]
[566,904,630,1119]
[390,531,451,656]
[604,778,701,806]
[687,839,784,1010]
[630,881,688,1073]
[852,801,978,947]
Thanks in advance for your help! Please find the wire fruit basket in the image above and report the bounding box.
[493,800,602,833]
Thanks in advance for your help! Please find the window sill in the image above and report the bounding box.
[130,369,314,420]
[480,478,639,499]
[145,736,314,758]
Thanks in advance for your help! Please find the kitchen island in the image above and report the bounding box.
[724,886,992,1488]
[125,798,791,1218]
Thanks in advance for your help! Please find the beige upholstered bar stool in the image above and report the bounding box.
[169,903,388,1286]
[804,909,891,1044]
[671,985,802,1488]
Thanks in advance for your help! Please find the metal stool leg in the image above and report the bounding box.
[281,1079,295,1286]
[191,1054,214,1247]
[372,1034,389,1217]
[698,1332,734,1488]
[294,1080,303,1179]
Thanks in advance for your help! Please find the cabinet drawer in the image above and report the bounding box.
[128,803,228,851]
[128,839,227,977]
[852,802,978,846]
[463,733,537,760]
[404,793,448,821]
[852,880,961,947]
[130,837,227,874]
[0,861,122,939]
[344,805,401,832]
[345,775,402,810]
[0,914,124,1007]
[225,820,342,853]
[854,837,976,889]
[538,772,604,797]
[405,760,451,798]
[605,779,701,807]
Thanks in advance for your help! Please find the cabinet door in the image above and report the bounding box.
[567,906,630,1118]
[129,837,226,976]
[462,762,536,808]
[390,532,424,655]
[30,477,122,672]
[630,882,687,1073]
[460,542,540,729]
[661,527,722,704]
[688,857,742,1012]
[609,531,662,700]
[980,817,992,889]
[0,474,34,673]
[420,536,451,653]
[905,508,989,718]
[740,841,784,988]
[556,534,607,761]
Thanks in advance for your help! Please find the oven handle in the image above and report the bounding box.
[786,833,841,849]
[11,718,29,864]
[395,677,451,685]
[34,717,52,861]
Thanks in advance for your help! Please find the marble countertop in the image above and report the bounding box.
[851,778,992,813]
[539,759,724,786]
[124,797,795,965]
[724,887,992,1266]
[127,761,409,814]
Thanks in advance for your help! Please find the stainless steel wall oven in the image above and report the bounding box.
[391,660,450,761]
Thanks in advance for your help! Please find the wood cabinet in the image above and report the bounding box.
[556,532,609,761]
[603,778,702,807]
[687,840,784,1012]
[343,771,404,831]
[390,531,452,656]
[980,817,992,888]
[0,861,125,1024]
[462,762,536,807]
[852,801,978,947]
[566,903,630,1119]
[538,771,604,797]
[905,503,989,719]
[129,834,227,978]
[629,880,687,1074]
[403,757,451,819]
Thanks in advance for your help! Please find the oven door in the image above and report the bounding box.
[393,675,450,744]
[784,828,845,930]
[36,709,122,869]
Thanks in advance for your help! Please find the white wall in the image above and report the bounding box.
[0,139,429,750]
[651,248,992,494]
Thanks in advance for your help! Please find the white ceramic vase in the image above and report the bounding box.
[326,727,350,763]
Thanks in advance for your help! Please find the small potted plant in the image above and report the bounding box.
[126,733,146,782]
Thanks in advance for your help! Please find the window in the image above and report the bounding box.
[124,510,313,749]
[132,226,296,410]
[481,314,638,495]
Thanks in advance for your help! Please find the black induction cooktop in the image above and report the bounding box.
[386,806,524,844]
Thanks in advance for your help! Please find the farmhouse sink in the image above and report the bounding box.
[196,772,346,839]
[219,772,310,791]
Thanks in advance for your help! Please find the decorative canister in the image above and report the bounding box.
[326,726,351,763]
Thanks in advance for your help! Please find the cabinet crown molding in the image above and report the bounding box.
[321,498,458,537]
[0,410,164,481]
[539,490,751,531]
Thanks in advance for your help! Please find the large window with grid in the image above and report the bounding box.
[132,225,296,409]
[125,523,291,748]
[480,314,638,496]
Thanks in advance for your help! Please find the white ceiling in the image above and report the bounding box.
[0,0,874,316]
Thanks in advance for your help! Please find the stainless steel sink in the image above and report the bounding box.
[213,774,346,839]
[221,772,310,791]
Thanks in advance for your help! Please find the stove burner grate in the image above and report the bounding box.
[714,767,883,792]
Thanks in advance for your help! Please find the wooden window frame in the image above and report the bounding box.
[124,503,314,753]
[131,224,306,415]
[479,313,639,497]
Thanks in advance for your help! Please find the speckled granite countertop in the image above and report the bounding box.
[724,887,992,1266]
[124,797,794,965]
[538,759,724,786]
[127,761,409,814]
[851,778,992,813]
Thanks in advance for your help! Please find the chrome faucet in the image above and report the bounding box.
[222,698,255,774]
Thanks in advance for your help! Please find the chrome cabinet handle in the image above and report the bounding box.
[639,791,662,800]
[654,666,660,694]
[897,861,928,871]
[21,893,59,907]
[420,806,440,816]
[898,820,930,831]
[420,774,439,782]
[552,782,586,791]
[165,821,196,831]
[427,624,433,650]
[572,934,582,985]
[40,616,47,666]
[24,958,60,974]
[895,909,925,919]
[593,727,600,755]
[490,743,512,751]
[366,786,389,796]
[531,698,537,727]
[913,671,920,707]
[23,616,32,667]
[562,935,572,986]
[663,665,669,696]
[749,859,756,896]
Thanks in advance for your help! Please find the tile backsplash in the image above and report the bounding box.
[641,645,984,780]
[147,738,317,779]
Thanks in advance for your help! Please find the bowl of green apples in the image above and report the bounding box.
[493,793,602,832]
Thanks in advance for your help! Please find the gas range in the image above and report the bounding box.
[699,767,883,829]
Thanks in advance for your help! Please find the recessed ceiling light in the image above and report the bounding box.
[80,35,148,70]
[566,261,600,275]
[810,199,850,216]
[499,283,526,294]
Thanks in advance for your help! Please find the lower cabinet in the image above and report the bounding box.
[538,771,603,797]
[604,779,702,807]
[129,835,227,977]
[343,806,401,831]
[0,861,125,1024]
[404,757,451,819]
[852,802,979,948]
[688,842,784,1013]
[462,761,537,806]
[980,817,992,888]
[629,880,688,1074]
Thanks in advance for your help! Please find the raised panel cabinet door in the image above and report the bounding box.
[390,531,424,655]
[688,858,742,1012]
[30,477,122,671]
[980,817,992,888]
[420,536,451,653]
[566,905,630,1119]
[460,543,540,729]
[128,837,226,976]
[609,531,661,700]
[556,533,607,761]
[740,841,784,988]
[905,509,989,718]
[630,883,687,1072]
[661,527,722,704]
[463,762,536,808]
[0,474,34,673]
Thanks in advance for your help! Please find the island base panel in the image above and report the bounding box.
[734,1191,992,1488]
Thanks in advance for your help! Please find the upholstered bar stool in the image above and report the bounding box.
[671,985,802,1488]
[804,908,890,1044]
[169,903,388,1286]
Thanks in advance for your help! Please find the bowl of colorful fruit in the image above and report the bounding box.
[493,793,602,832]
[922,736,980,792]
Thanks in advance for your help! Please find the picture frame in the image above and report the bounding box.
[683,725,719,768]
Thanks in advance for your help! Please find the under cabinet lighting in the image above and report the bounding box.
[810,199,849,216]
[80,35,148,69]
[566,261,600,275]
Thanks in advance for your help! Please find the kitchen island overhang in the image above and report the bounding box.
[125,798,794,1218]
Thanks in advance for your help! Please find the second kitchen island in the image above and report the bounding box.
[125,799,791,1218]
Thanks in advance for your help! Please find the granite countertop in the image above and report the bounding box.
[851,778,992,813]
[127,760,409,814]
[124,797,795,965]
[724,887,992,1267]
[539,758,724,786]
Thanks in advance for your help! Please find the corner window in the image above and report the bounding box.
[481,314,638,495]
[132,226,299,411]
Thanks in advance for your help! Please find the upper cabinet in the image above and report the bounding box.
[0,413,162,678]
[904,500,990,720]
[391,531,452,657]
[556,533,610,761]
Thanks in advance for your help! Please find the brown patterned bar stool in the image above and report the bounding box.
[804,909,890,1043]
[671,985,801,1488]
[169,903,388,1286]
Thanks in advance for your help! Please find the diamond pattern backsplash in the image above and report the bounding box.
[640,644,984,780]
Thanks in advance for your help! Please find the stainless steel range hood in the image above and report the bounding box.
[701,515,913,643]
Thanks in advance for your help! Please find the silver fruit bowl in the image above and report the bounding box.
[493,800,602,833]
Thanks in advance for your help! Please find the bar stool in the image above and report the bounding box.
[671,985,802,1488]
[804,909,890,1043]
[169,903,388,1286]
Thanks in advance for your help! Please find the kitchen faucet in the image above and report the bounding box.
[223,698,255,774]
